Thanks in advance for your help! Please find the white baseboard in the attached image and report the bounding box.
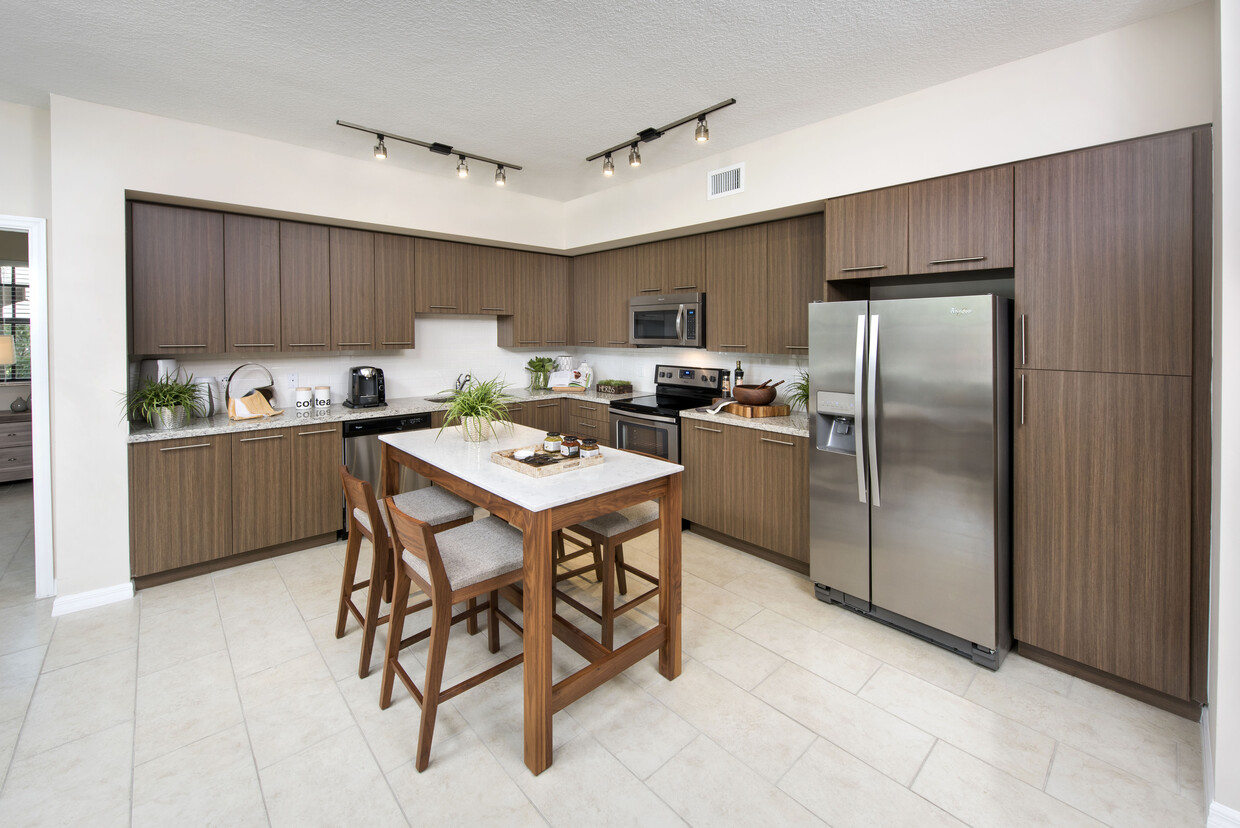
[51,581,134,616]
[1209,801,1240,828]
[1204,707,1215,805]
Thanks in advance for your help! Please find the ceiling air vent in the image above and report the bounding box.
[707,163,744,199]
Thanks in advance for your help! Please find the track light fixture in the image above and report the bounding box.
[587,98,734,175]
[336,120,523,182]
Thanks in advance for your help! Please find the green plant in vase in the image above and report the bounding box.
[437,375,515,442]
[123,372,207,430]
[787,368,810,412]
[526,356,555,390]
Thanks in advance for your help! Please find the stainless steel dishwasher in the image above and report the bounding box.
[342,413,433,501]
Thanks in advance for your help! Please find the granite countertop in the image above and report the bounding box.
[127,389,637,444]
[680,407,810,438]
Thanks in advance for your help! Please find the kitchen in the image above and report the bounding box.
[1,1,1238,826]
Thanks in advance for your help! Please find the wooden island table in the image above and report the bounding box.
[379,423,682,774]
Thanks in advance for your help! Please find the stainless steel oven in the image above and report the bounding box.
[610,408,680,462]
[629,292,705,348]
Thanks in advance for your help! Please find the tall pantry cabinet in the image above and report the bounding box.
[1012,129,1211,705]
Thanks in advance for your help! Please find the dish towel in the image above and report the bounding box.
[228,391,284,420]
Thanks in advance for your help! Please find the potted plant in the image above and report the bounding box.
[595,379,633,396]
[124,372,207,430]
[525,356,555,390]
[437,375,515,442]
[787,369,810,412]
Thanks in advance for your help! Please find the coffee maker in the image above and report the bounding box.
[344,366,386,408]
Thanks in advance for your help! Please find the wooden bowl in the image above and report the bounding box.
[733,384,776,406]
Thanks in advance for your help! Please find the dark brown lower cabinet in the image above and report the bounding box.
[526,399,564,434]
[291,423,344,540]
[232,429,292,555]
[129,435,232,577]
[1014,369,1191,699]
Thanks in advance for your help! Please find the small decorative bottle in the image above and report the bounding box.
[734,360,745,387]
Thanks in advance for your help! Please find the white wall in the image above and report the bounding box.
[564,2,1215,248]
[1209,0,1240,815]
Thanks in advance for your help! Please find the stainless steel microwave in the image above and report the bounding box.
[629,292,705,348]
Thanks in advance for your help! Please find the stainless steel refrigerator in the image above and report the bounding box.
[808,295,1012,669]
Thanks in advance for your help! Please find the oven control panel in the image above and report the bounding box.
[654,364,722,393]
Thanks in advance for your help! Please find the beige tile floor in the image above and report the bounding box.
[0,480,1208,827]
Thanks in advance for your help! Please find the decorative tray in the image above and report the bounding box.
[491,446,605,478]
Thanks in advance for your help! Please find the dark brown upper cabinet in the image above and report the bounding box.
[573,247,635,348]
[279,221,331,352]
[706,223,767,353]
[130,203,225,355]
[499,252,570,349]
[373,233,416,349]
[414,238,465,314]
[329,228,375,350]
[766,214,824,355]
[224,214,281,353]
[634,236,706,296]
[1016,132,1193,376]
[824,186,909,281]
[468,246,514,315]
[572,252,601,347]
[908,166,1014,274]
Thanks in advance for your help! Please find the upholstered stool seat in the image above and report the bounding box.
[402,516,523,591]
[353,486,473,535]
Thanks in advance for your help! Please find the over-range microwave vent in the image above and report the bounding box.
[707,163,744,199]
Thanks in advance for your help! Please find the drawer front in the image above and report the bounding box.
[566,417,608,445]
[568,400,607,421]
[0,445,33,477]
[0,423,32,448]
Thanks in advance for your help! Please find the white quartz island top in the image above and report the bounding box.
[380,423,683,513]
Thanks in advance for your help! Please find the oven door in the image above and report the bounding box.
[610,409,680,462]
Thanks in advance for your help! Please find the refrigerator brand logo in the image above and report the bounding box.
[950,307,973,315]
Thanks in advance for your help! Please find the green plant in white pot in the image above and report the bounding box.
[124,372,207,430]
[437,376,515,442]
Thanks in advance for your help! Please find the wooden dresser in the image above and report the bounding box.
[0,411,32,483]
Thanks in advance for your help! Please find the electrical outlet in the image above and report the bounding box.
[287,372,298,389]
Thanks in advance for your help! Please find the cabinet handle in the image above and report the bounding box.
[158,344,206,348]
[381,341,412,346]
[761,437,794,446]
[5,433,17,437]
[607,340,628,345]
[927,256,986,265]
[579,340,596,344]
[719,343,749,349]
[578,421,597,430]
[481,307,506,312]
[694,425,722,433]
[639,287,661,293]
[288,342,327,347]
[1020,315,1027,366]
[232,343,275,348]
[672,284,698,291]
[297,429,336,436]
[519,340,540,344]
[536,403,558,409]
[785,345,809,349]
[429,305,457,310]
[337,342,371,347]
[578,405,597,412]
[1020,374,1025,426]
[159,442,212,452]
[240,433,284,442]
[546,340,567,344]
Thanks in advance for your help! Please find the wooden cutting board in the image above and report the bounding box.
[712,400,791,418]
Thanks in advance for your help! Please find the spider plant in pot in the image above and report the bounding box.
[123,372,207,430]
[437,375,515,442]
[787,369,811,413]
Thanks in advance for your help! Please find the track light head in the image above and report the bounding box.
[495,165,506,186]
[374,135,387,159]
[695,117,709,142]
[603,154,615,176]
[628,143,641,168]
[457,155,469,178]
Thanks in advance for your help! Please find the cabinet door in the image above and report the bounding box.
[705,224,767,354]
[129,435,231,576]
[573,253,602,347]
[130,203,225,354]
[330,228,375,349]
[280,222,331,351]
[908,166,1013,274]
[415,238,464,314]
[374,234,416,349]
[470,246,514,315]
[824,186,909,280]
[232,428,292,555]
[224,214,281,353]
[506,403,529,427]
[745,430,809,562]
[1016,133,1192,375]
[1014,369,1191,699]
[291,423,343,540]
[500,251,545,347]
[767,215,824,355]
[634,236,705,296]
[599,247,637,347]
[542,255,572,348]
[527,399,563,433]
[681,420,741,536]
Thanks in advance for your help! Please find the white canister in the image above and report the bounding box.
[295,387,314,410]
[314,386,331,408]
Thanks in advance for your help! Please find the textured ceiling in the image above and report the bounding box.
[0,0,1197,200]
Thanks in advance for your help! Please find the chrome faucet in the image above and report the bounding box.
[455,373,472,391]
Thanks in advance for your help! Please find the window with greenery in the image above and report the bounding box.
[1,266,31,382]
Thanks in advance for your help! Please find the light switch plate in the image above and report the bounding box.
[287,372,298,388]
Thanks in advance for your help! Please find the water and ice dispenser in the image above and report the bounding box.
[815,391,857,455]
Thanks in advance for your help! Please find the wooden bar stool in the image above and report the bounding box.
[555,501,661,649]
[337,467,475,679]
[382,497,525,772]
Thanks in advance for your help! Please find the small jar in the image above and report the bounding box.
[543,432,562,453]
[560,435,580,457]
[580,438,600,459]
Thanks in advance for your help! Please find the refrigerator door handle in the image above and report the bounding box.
[854,314,868,504]
[867,314,881,507]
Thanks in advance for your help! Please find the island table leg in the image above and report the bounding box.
[523,509,554,774]
[658,472,683,680]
